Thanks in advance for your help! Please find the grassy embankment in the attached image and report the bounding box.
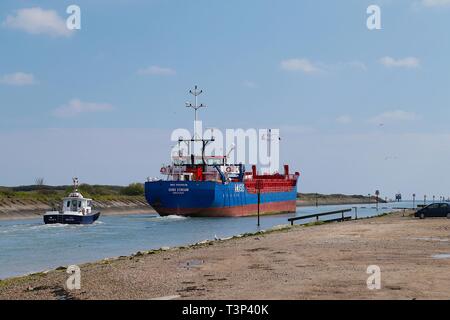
[0,183,145,203]
[0,184,149,219]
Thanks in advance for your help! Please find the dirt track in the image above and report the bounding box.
[1,211,449,300]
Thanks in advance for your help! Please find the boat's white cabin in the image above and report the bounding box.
[62,191,93,215]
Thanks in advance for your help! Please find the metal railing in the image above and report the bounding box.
[288,208,353,226]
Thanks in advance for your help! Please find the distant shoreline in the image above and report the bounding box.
[296,193,386,207]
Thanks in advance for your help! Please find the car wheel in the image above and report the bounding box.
[447,213,450,219]
[420,213,425,219]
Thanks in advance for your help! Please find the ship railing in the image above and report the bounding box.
[288,208,352,226]
[245,179,297,193]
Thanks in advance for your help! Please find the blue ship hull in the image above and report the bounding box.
[144,181,297,217]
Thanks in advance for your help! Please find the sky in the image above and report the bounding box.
[0,0,450,199]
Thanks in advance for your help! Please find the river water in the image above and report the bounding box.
[0,201,415,279]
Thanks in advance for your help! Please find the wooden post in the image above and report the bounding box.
[257,189,261,227]
[256,180,262,227]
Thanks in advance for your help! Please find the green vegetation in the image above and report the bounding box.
[0,271,47,289]
[0,183,145,202]
[120,183,144,196]
[298,193,372,200]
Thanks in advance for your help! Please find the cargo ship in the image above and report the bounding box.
[144,86,300,217]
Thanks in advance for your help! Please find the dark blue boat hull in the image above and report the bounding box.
[43,212,101,225]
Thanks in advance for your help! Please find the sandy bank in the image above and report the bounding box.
[1,211,449,300]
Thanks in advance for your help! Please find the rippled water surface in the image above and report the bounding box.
[0,201,413,279]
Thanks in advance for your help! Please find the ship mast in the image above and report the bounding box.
[186,85,208,164]
[185,85,207,140]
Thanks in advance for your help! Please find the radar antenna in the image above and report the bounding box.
[72,177,79,192]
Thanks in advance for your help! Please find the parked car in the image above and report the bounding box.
[415,203,450,219]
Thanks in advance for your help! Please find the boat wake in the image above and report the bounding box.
[141,215,189,222]
[33,220,104,230]
[0,220,104,234]
[164,215,188,220]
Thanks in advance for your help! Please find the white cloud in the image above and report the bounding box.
[379,56,420,68]
[137,65,176,76]
[336,115,352,124]
[422,0,450,7]
[53,99,113,118]
[281,59,367,74]
[280,58,322,74]
[242,80,257,88]
[0,72,36,86]
[370,110,420,124]
[2,7,72,37]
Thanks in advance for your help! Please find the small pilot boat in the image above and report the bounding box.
[43,178,101,225]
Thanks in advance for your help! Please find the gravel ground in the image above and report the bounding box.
[1,211,449,300]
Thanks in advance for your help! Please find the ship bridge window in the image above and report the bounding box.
[66,201,70,207]
[70,200,78,211]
